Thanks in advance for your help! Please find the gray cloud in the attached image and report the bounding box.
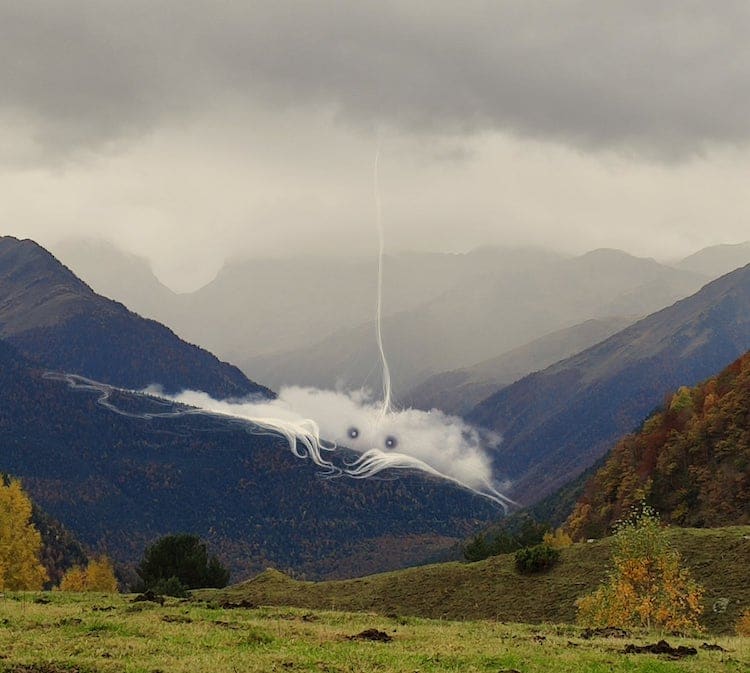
[2,1,750,159]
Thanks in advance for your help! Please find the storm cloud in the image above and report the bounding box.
[3,1,750,159]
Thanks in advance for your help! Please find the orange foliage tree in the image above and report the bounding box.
[577,506,703,632]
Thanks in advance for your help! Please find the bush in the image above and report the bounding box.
[514,543,560,574]
[576,506,703,632]
[151,576,188,598]
[136,534,229,592]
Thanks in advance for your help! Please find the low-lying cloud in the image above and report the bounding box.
[166,386,512,508]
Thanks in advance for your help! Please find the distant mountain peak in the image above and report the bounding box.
[0,236,272,400]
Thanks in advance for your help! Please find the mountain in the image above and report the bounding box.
[677,241,750,279]
[0,338,499,580]
[50,238,177,324]
[0,236,271,399]
[247,249,707,394]
[565,350,750,540]
[470,263,750,505]
[404,317,634,415]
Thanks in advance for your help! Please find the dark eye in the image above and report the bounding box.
[347,427,360,439]
[384,436,398,449]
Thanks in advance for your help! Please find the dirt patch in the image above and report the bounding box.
[5,665,96,673]
[581,626,630,639]
[161,615,192,624]
[347,629,393,642]
[218,599,255,609]
[131,591,164,606]
[700,642,727,652]
[623,640,698,658]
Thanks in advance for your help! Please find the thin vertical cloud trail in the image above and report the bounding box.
[41,141,515,510]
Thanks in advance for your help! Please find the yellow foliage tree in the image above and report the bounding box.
[577,506,703,632]
[0,479,48,590]
[59,566,87,591]
[58,556,118,593]
[543,528,573,550]
[86,556,119,592]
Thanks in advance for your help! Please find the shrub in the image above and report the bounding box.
[514,543,560,574]
[576,506,703,632]
[151,576,188,598]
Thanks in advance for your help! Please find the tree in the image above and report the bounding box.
[58,555,119,592]
[136,534,229,594]
[0,478,48,590]
[577,506,703,632]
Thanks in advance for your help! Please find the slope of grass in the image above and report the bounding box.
[0,592,747,673]
[200,526,750,634]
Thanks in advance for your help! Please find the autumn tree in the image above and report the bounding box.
[577,506,703,632]
[0,478,48,590]
[58,556,118,592]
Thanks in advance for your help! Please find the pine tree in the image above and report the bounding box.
[0,479,48,590]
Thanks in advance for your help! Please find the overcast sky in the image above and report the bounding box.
[2,1,750,290]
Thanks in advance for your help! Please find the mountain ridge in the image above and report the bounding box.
[0,236,272,400]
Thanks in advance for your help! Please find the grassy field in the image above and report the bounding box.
[0,591,747,673]
[199,526,750,634]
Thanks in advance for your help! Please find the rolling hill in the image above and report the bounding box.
[200,526,750,634]
[470,263,750,505]
[0,236,271,399]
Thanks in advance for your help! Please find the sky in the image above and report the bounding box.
[2,1,750,291]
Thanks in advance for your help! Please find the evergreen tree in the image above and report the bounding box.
[136,534,229,593]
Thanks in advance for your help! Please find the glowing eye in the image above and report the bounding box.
[384,436,398,449]
[347,427,360,439]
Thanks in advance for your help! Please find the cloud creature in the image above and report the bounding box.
[168,386,513,509]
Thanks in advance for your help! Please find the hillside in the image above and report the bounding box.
[200,526,750,634]
[566,351,750,540]
[0,338,499,580]
[677,241,750,278]
[470,263,750,505]
[246,248,706,394]
[405,317,634,415]
[0,236,271,399]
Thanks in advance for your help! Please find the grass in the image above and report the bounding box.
[198,525,750,634]
[0,591,748,673]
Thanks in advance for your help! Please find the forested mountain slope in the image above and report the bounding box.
[0,339,498,580]
[566,351,750,540]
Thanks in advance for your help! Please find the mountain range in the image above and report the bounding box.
[54,240,734,396]
[470,262,750,504]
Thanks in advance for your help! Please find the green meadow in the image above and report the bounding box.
[0,591,747,673]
